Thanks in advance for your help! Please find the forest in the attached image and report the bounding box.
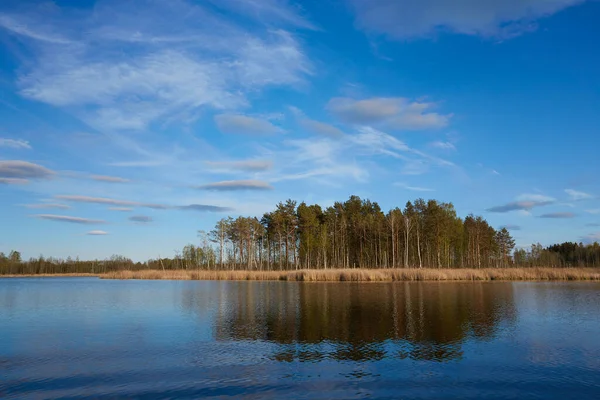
[1,196,600,275]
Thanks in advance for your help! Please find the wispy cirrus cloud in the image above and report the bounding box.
[347,0,587,40]
[586,209,600,215]
[196,180,274,191]
[565,188,593,201]
[6,0,312,132]
[214,114,282,135]
[430,141,456,151]
[108,207,133,212]
[87,230,108,235]
[395,182,435,192]
[205,0,317,30]
[327,97,451,130]
[0,138,31,149]
[33,214,105,224]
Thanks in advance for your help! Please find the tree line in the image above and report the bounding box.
[2,196,599,275]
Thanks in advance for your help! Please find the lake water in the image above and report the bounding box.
[1,278,599,399]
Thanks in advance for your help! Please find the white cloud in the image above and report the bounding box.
[196,180,274,191]
[23,203,71,209]
[129,215,153,223]
[487,194,555,213]
[565,188,593,201]
[56,195,167,209]
[87,230,109,235]
[0,178,29,185]
[108,207,133,212]
[395,183,435,192]
[9,0,311,132]
[0,160,54,183]
[91,175,130,183]
[430,141,456,151]
[214,114,281,135]
[347,0,586,39]
[206,0,317,30]
[516,193,556,203]
[538,212,576,219]
[300,118,345,138]
[33,214,106,224]
[205,160,273,172]
[0,138,31,149]
[327,97,451,130]
[586,209,600,215]
[581,232,600,244]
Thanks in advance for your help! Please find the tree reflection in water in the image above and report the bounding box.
[206,282,517,363]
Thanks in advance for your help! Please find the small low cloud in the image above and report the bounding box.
[0,160,54,183]
[87,230,108,235]
[347,0,584,40]
[177,204,233,212]
[539,212,576,219]
[395,182,435,192]
[327,97,451,130]
[56,195,167,210]
[0,178,29,185]
[0,138,31,149]
[196,179,274,191]
[581,232,600,244]
[23,203,71,209]
[430,141,456,151]
[500,224,521,231]
[91,175,130,183]
[214,114,281,135]
[205,160,273,172]
[586,209,600,215]
[129,215,152,223]
[33,214,105,224]
[487,193,555,213]
[300,118,345,138]
[565,189,593,201]
[108,207,133,212]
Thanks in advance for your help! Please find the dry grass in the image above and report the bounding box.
[100,268,600,282]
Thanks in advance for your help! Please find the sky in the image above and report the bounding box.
[1,0,600,261]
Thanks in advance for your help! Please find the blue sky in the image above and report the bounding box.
[1,0,599,261]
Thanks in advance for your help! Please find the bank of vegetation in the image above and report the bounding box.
[2,196,599,278]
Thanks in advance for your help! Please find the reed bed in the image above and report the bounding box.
[101,268,600,282]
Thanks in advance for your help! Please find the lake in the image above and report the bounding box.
[1,278,599,399]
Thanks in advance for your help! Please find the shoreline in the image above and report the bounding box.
[3,268,600,281]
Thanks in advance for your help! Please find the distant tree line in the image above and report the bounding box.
[2,196,599,275]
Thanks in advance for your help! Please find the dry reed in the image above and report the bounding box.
[100,268,600,282]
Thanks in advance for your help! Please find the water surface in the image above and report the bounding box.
[1,278,599,399]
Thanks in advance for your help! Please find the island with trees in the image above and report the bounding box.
[2,196,599,281]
